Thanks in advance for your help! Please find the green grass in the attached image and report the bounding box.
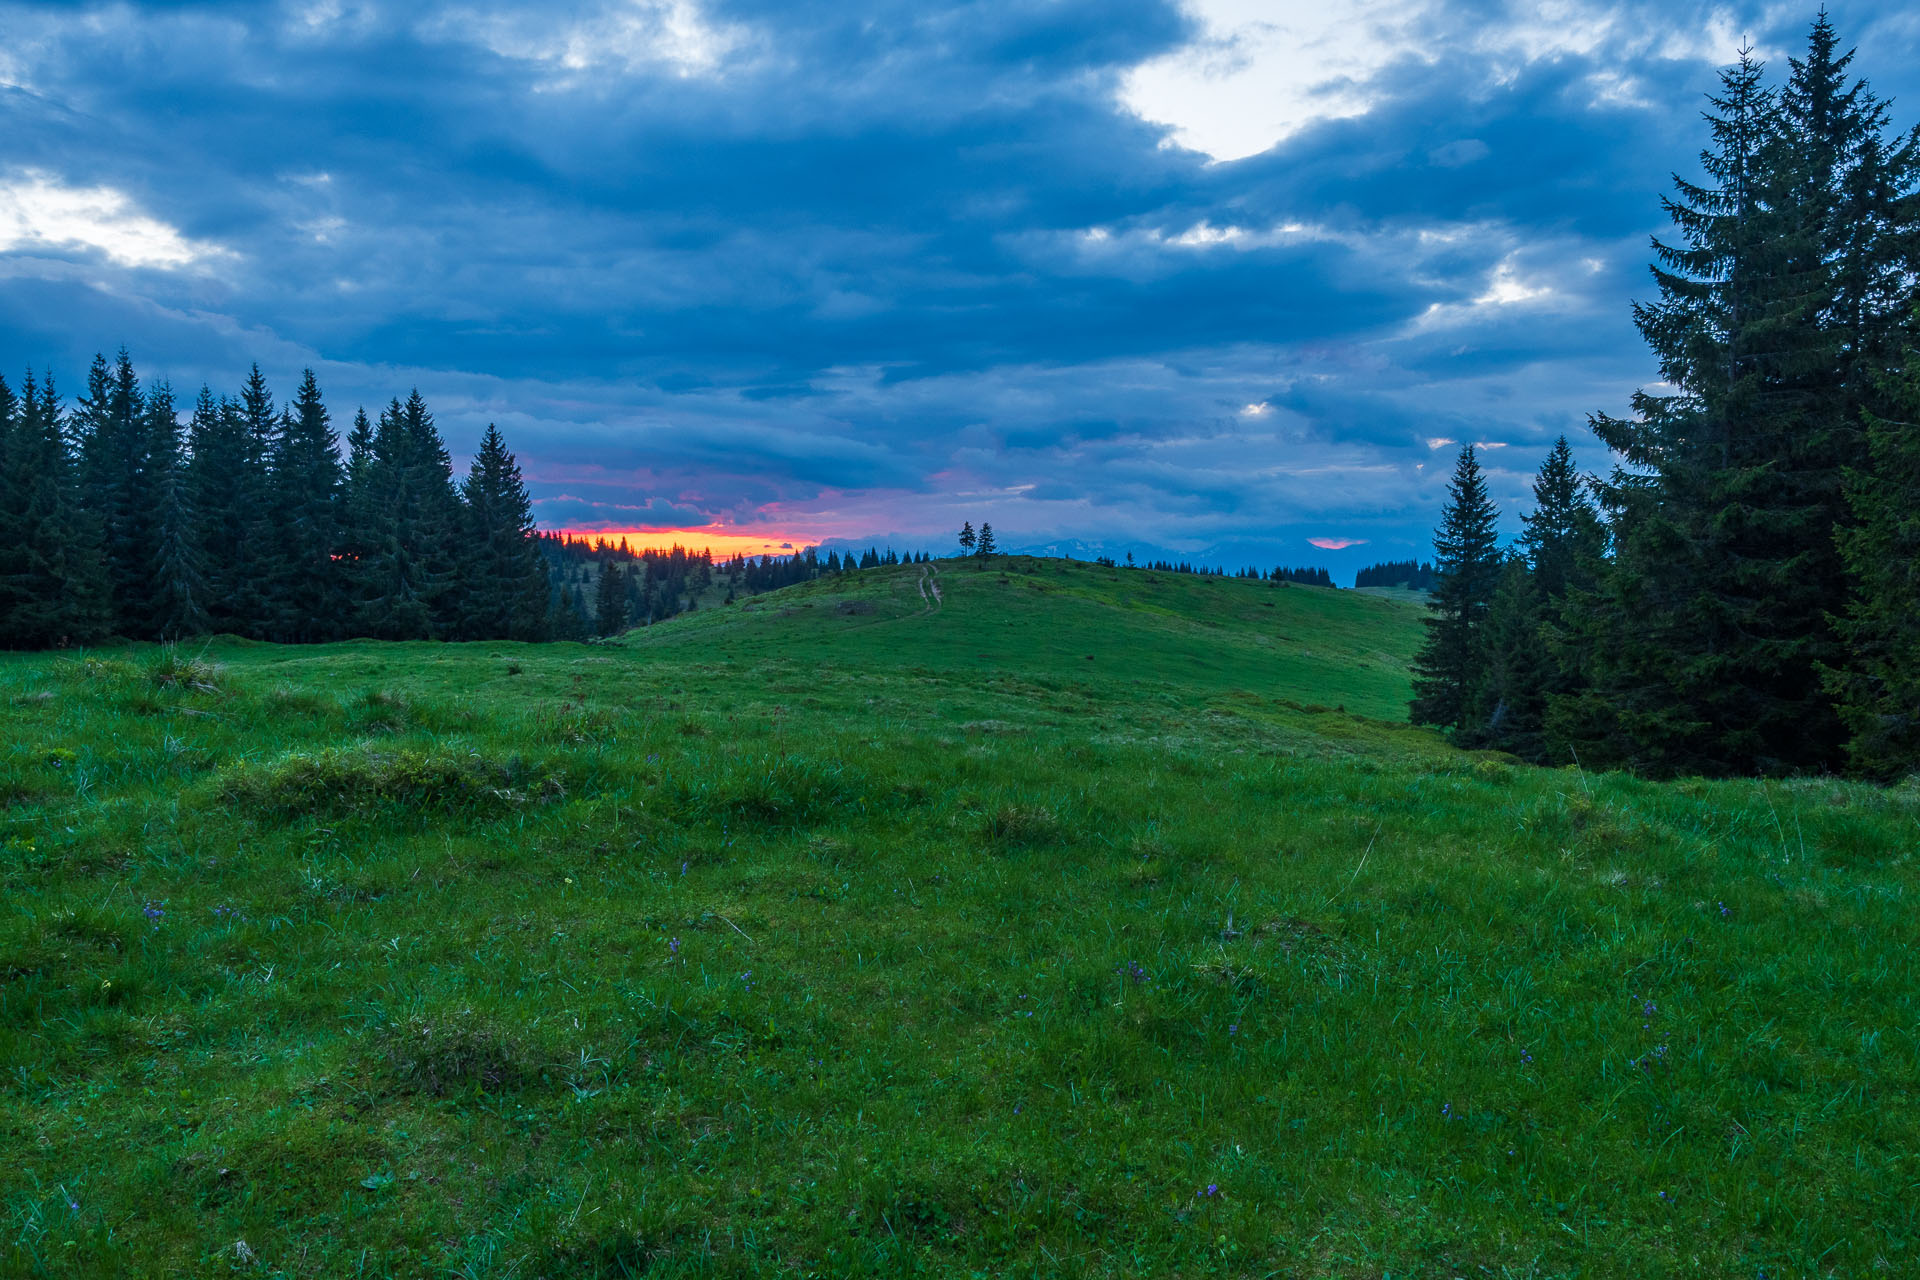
[1,557,1915,1277]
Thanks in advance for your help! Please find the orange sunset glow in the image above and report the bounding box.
[552,528,820,557]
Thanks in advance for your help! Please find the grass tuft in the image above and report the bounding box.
[145,645,222,693]
[671,754,867,826]
[375,1010,532,1097]
[216,745,567,819]
[981,803,1062,848]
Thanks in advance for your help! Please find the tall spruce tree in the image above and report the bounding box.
[1551,21,1920,775]
[1559,42,1856,774]
[229,365,280,637]
[186,388,259,636]
[1410,444,1502,734]
[270,369,345,642]
[357,392,463,639]
[145,381,210,640]
[458,423,548,640]
[74,350,157,636]
[401,390,466,638]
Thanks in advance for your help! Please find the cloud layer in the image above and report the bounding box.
[2,0,1914,574]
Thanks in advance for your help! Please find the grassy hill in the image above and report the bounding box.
[1,558,1915,1277]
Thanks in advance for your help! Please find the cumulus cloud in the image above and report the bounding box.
[1119,0,1769,162]
[0,169,226,269]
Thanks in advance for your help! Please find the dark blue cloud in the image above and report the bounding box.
[2,0,1916,575]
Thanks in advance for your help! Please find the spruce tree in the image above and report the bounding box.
[74,350,156,636]
[145,382,210,640]
[459,423,548,640]
[186,388,260,636]
[976,523,996,558]
[337,406,380,636]
[1519,437,1605,603]
[1559,49,1803,772]
[231,365,280,637]
[400,390,466,638]
[1410,444,1502,734]
[355,392,462,639]
[1558,26,1917,774]
[595,562,628,636]
[269,369,345,642]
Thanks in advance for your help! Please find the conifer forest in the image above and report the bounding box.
[1410,18,1920,780]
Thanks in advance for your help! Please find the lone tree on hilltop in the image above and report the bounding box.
[976,522,996,559]
[957,521,975,555]
[1410,444,1502,735]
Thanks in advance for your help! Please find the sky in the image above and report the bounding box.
[3,1,1918,576]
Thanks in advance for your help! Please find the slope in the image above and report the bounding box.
[624,556,1424,722]
[0,561,1914,1277]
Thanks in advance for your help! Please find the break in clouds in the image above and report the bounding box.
[3,0,1918,571]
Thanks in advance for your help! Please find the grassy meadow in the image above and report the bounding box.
[1,556,1916,1277]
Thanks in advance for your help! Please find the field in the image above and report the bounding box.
[2,557,1916,1277]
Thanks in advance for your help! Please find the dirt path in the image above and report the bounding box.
[917,561,943,613]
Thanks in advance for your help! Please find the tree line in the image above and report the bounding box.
[1355,560,1437,591]
[541,536,939,638]
[1411,16,1920,779]
[0,354,550,647]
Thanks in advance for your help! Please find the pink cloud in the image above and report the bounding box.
[1308,536,1368,550]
